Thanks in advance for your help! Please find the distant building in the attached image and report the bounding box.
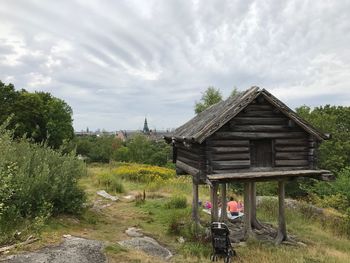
[76,118,174,141]
[143,117,150,134]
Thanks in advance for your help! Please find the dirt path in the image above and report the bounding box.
[1,236,106,263]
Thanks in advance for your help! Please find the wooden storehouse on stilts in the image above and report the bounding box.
[164,87,333,244]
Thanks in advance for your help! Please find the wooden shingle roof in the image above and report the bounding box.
[165,87,329,143]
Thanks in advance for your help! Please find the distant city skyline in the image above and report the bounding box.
[0,1,349,131]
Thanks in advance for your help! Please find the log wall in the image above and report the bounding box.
[205,96,317,173]
[175,142,207,182]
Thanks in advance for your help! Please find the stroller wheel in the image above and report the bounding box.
[224,256,232,263]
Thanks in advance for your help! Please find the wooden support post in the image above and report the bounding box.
[244,182,253,239]
[192,180,199,232]
[220,183,227,222]
[275,180,287,244]
[250,182,263,230]
[210,183,219,222]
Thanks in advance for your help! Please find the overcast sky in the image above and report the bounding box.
[0,0,349,131]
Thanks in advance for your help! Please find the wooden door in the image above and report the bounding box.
[250,140,273,167]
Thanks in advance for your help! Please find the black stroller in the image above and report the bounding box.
[210,222,236,263]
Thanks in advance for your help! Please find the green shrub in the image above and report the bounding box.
[305,167,350,213]
[164,196,187,209]
[256,182,277,196]
[167,211,187,235]
[0,123,86,245]
[310,193,349,212]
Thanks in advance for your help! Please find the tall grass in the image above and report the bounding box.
[97,173,125,193]
[257,197,350,238]
[0,123,86,245]
[164,196,187,209]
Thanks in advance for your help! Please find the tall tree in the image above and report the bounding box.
[0,81,19,129]
[0,81,74,148]
[296,105,350,173]
[194,86,223,114]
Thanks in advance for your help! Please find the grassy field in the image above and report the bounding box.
[13,163,350,263]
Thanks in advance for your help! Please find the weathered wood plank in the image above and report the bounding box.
[233,117,287,125]
[275,146,308,152]
[230,124,291,132]
[177,155,199,168]
[212,167,309,174]
[212,160,251,166]
[244,104,274,111]
[176,160,200,176]
[275,139,308,145]
[239,110,283,117]
[206,139,249,147]
[211,153,250,161]
[211,183,219,221]
[271,139,276,168]
[212,160,251,169]
[175,143,203,153]
[213,132,306,139]
[275,160,309,166]
[276,152,308,160]
[220,184,228,222]
[262,92,327,141]
[177,148,200,161]
[209,146,250,153]
[208,169,332,180]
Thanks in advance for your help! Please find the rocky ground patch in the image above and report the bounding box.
[1,236,106,263]
[118,227,173,260]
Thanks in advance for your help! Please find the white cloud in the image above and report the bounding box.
[0,0,349,130]
[27,72,52,87]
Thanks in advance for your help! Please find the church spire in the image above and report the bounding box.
[143,117,150,134]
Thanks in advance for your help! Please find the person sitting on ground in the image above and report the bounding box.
[227,197,241,216]
[204,201,212,210]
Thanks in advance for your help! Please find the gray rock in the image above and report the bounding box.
[90,200,112,213]
[1,236,106,263]
[125,227,143,237]
[122,195,135,201]
[96,190,118,201]
[119,237,172,260]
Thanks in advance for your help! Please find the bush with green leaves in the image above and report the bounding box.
[296,105,350,173]
[306,167,350,212]
[0,122,86,244]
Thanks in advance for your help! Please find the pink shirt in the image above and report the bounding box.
[227,201,239,212]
